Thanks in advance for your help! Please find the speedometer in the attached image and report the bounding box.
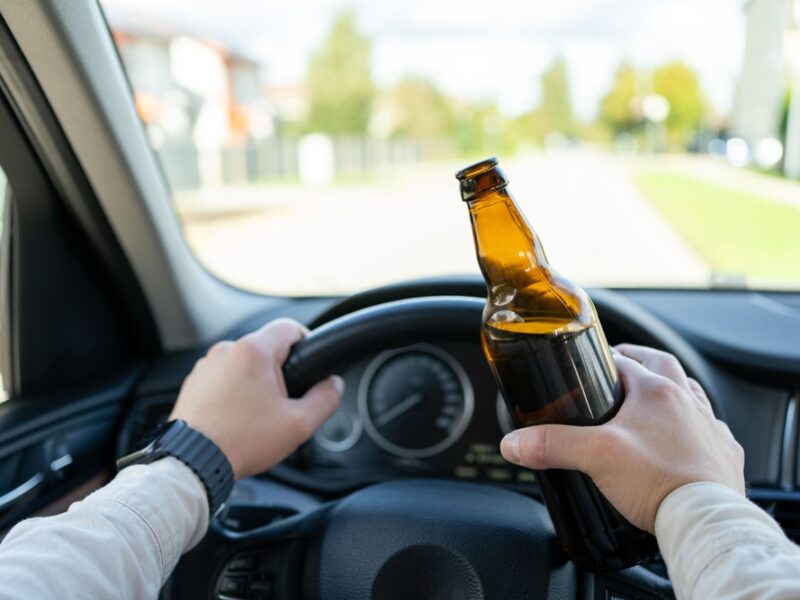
[358,345,474,459]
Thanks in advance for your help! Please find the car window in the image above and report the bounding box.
[100,0,800,295]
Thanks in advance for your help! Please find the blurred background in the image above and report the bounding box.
[99,0,800,295]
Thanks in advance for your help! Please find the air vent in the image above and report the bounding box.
[753,496,800,544]
[118,399,173,456]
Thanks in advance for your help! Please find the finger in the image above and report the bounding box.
[207,340,233,358]
[615,344,691,392]
[243,318,309,364]
[289,375,345,440]
[501,423,601,472]
[614,354,664,397]
[687,377,714,413]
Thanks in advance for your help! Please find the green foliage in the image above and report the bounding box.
[538,57,575,136]
[599,63,641,135]
[513,57,576,145]
[452,102,508,156]
[598,61,707,149]
[305,11,374,135]
[780,88,790,141]
[383,76,454,138]
[652,62,706,146]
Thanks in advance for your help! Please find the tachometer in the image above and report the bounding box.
[358,345,474,459]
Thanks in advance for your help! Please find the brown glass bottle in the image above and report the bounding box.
[457,157,658,572]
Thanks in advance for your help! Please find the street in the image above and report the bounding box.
[177,150,710,296]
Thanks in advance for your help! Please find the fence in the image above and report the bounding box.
[155,135,454,190]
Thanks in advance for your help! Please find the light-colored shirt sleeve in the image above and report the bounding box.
[655,482,800,600]
[0,457,208,600]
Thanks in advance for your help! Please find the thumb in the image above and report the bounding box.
[291,375,344,439]
[501,424,598,472]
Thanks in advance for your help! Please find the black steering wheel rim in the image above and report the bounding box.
[285,290,721,417]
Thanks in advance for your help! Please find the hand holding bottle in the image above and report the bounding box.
[500,344,745,533]
[459,157,656,569]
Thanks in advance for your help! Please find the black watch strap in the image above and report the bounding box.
[117,419,234,517]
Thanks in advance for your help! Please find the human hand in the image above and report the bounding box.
[169,318,343,479]
[500,344,744,532]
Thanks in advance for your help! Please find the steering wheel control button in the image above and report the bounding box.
[248,577,276,599]
[227,555,257,572]
[219,576,246,597]
[358,345,474,459]
[216,550,285,600]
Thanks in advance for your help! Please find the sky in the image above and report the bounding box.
[101,0,747,121]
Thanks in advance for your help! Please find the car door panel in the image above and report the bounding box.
[0,364,142,531]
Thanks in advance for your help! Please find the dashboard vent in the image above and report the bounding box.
[120,400,173,456]
[754,496,800,544]
[773,500,800,544]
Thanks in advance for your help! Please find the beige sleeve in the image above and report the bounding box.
[655,482,800,600]
[0,457,208,600]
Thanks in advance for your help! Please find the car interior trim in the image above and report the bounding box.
[0,17,160,355]
[781,392,799,491]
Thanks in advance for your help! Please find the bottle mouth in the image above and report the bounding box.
[455,156,508,202]
[455,157,498,181]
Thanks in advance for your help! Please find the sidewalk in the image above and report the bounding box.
[637,155,800,209]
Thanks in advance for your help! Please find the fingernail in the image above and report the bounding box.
[501,431,521,464]
[331,375,345,395]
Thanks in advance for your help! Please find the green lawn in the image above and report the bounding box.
[633,171,800,284]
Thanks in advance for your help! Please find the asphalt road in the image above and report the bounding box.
[178,150,709,296]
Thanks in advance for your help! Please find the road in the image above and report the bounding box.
[177,150,709,296]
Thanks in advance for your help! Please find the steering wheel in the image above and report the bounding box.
[173,292,709,599]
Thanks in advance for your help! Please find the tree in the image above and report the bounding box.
[652,62,706,145]
[305,11,374,135]
[383,77,454,138]
[452,101,507,156]
[599,63,641,135]
[513,57,576,145]
[537,57,576,137]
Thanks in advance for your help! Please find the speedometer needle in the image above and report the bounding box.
[375,393,425,427]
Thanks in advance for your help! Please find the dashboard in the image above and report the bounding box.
[115,282,800,598]
[288,341,534,489]
[118,281,798,531]
[118,339,535,492]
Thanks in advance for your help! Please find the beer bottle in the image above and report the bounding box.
[456,157,658,571]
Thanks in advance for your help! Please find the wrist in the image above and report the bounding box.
[654,481,742,536]
[117,419,235,518]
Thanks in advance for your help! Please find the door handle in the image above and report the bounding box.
[49,453,73,476]
[0,452,72,513]
[0,472,45,512]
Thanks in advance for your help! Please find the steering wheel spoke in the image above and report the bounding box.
[171,502,333,600]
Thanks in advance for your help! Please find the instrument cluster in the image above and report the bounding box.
[289,341,535,489]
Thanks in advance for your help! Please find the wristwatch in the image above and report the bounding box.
[117,419,234,518]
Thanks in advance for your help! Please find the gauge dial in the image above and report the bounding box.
[358,345,474,459]
[314,402,362,452]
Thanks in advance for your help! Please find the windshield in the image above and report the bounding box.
[100,0,800,295]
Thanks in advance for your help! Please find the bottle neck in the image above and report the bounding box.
[467,187,549,289]
[467,185,594,334]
